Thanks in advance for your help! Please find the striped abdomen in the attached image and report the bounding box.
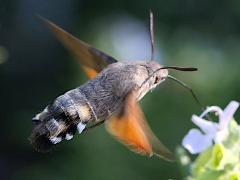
[29,88,96,152]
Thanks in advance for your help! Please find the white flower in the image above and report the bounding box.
[182,101,239,154]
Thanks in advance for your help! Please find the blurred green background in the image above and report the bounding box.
[0,0,240,179]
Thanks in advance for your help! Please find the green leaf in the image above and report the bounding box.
[192,147,212,177]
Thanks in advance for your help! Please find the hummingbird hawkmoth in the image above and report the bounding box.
[29,12,199,161]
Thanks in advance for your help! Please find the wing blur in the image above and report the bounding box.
[40,17,117,79]
[106,92,174,161]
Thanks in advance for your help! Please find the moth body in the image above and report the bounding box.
[30,61,168,152]
[29,15,196,160]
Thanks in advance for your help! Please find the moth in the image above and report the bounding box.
[29,12,198,161]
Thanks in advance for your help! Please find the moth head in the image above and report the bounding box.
[146,61,168,89]
[136,61,168,100]
[136,61,198,100]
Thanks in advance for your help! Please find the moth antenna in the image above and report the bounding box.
[160,66,197,71]
[167,75,202,108]
[140,66,197,89]
[149,10,155,61]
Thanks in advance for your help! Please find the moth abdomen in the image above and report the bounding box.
[29,88,94,152]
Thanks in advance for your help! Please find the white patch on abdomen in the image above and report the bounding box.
[77,122,86,134]
[50,136,62,144]
[65,133,73,140]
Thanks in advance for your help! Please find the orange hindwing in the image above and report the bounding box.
[106,92,174,160]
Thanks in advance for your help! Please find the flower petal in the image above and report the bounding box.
[219,101,239,130]
[200,106,223,119]
[192,115,218,136]
[215,129,228,144]
[182,129,213,154]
